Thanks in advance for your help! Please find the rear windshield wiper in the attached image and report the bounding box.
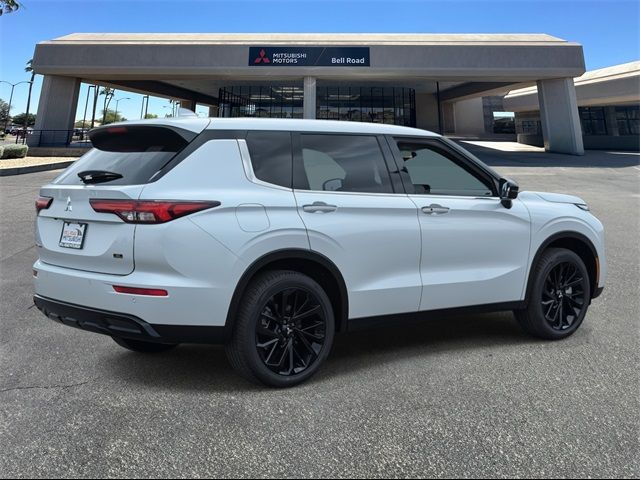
[77,170,123,184]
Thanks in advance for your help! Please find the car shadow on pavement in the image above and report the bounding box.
[102,311,533,392]
[321,311,532,380]
[102,344,258,393]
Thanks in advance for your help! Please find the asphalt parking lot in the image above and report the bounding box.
[1,148,639,478]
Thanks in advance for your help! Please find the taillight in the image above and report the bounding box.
[107,126,127,134]
[113,285,168,296]
[35,196,53,213]
[89,199,220,224]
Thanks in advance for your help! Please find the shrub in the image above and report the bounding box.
[1,144,28,159]
[0,146,4,158]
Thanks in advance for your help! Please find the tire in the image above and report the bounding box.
[515,247,591,340]
[112,336,178,353]
[225,270,335,388]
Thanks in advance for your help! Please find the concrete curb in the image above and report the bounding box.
[0,161,74,176]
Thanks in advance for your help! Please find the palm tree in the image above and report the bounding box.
[23,59,35,132]
[100,87,115,124]
[0,0,20,16]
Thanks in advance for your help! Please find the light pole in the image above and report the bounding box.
[164,99,179,117]
[140,95,149,119]
[113,97,130,124]
[162,101,179,118]
[82,85,96,131]
[0,80,32,134]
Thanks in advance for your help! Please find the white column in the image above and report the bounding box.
[29,75,81,147]
[303,76,316,119]
[537,78,584,155]
[179,99,196,111]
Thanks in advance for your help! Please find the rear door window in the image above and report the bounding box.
[55,126,195,186]
[294,134,393,193]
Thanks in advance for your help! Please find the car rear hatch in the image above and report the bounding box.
[35,120,209,275]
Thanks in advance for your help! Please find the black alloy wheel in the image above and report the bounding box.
[541,261,588,331]
[256,287,327,376]
[226,270,335,387]
[515,247,591,340]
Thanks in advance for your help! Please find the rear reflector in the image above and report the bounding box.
[90,199,220,224]
[113,285,168,296]
[35,196,53,213]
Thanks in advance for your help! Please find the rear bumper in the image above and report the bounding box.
[34,295,229,344]
[33,258,236,328]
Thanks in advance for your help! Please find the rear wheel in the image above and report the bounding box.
[226,270,335,388]
[515,248,591,340]
[112,337,178,353]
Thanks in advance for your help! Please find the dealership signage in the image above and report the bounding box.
[249,47,370,67]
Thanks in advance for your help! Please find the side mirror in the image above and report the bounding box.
[499,178,519,208]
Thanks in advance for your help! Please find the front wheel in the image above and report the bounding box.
[225,270,335,388]
[515,247,591,340]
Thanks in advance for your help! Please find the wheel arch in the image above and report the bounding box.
[525,231,600,303]
[225,249,349,335]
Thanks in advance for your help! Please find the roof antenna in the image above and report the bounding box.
[177,107,197,118]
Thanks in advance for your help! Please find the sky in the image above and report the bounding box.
[0,0,638,123]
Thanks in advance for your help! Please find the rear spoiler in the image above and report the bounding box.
[89,125,198,152]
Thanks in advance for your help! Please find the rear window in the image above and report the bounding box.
[245,131,292,188]
[55,126,195,186]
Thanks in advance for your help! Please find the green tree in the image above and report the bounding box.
[144,113,158,119]
[0,0,20,15]
[101,109,126,125]
[11,112,36,126]
[0,98,9,125]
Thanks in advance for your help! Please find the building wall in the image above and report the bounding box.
[452,97,485,135]
[415,93,440,133]
[442,102,455,134]
[515,104,640,151]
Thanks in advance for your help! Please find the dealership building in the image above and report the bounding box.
[31,33,592,154]
[504,61,639,151]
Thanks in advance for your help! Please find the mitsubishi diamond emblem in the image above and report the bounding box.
[65,196,72,212]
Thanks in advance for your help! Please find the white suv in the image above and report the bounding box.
[33,118,606,387]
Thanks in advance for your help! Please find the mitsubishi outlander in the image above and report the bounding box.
[33,118,606,387]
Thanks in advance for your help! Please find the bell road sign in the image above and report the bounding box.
[249,47,370,67]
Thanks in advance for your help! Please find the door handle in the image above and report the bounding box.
[421,204,450,215]
[302,201,338,213]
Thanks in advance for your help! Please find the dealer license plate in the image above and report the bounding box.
[59,222,87,249]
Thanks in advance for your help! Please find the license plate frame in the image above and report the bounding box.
[59,222,88,250]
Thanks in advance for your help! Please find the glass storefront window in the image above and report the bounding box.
[517,120,540,135]
[219,85,416,127]
[316,86,415,127]
[218,86,304,119]
[579,107,607,135]
[616,106,639,136]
